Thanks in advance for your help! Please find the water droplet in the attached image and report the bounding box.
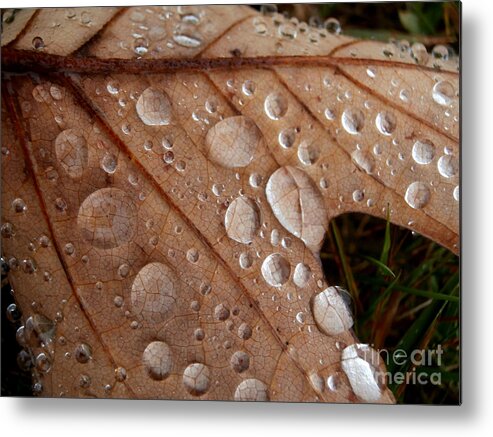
[106,80,120,95]
[230,351,250,373]
[264,93,288,120]
[214,303,230,321]
[375,111,396,136]
[74,343,92,363]
[437,155,458,178]
[238,322,252,340]
[293,263,311,287]
[143,341,172,380]
[278,127,296,149]
[266,166,328,251]
[136,87,171,126]
[412,139,435,165]
[183,363,210,396]
[12,198,26,213]
[351,150,375,175]
[366,67,376,78]
[205,116,261,168]
[341,344,384,402]
[312,286,354,335]
[50,85,63,100]
[327,374,339,392]
[432,44,449,60]
[131,262,177,323]
[411,42,428,65]
[239,252,253,269]
[186,248,199,264]
[249,173,263,188]
[234,378,269,401]
[224,197,261,244]
[35,352,52,373]
[194,328,205,341]
[352,190,364,202]
[432,81,455,106]
[54,129,88,179]
[32,36,45,50]
[453,186,459,201]
[242,80,256,96]
[295,312,305,324]
[341,108,365,134]
[133,37,148,55]
[173,23,203,48]
[405,182,431,209]
[324,17,341,34]
[101,153,118,174]
[1,222,14,238]
[261,253,290,287]
[115,366,127,382]
[78,188,137,249]
[297,141,320,165]
[64,242,75,255]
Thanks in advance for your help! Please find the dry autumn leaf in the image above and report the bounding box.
[1,5,459,403]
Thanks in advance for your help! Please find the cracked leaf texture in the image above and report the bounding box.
[1,5,459,403]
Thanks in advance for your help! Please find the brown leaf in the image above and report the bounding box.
[1,5,458,403]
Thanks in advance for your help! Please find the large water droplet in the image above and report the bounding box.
[77,188,137,249]
[136,87,171,126]
[131,262,177,323]
[264,93,288,120]
[437,155,458,178]
[101,153,118,174]
[224,197,261,244]
[54,129,88,179]
[341,108,364,135]
[205,116,262,168]
[341,344,384,402]
[412,140,435,165]
[143,341,172,380]
[234,378,269,401]
[266,166,328,251]
[312,286,353,335]
[405,182,431,209]
[375,111,396,136]
[432,80,455,106]
[261,253,290,287]
[183,363,210,396]
[293,263,311,287]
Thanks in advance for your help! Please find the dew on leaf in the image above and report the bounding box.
[224,197,261,244]
[205,116,261,168]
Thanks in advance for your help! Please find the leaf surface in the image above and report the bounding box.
[1,5,458,402]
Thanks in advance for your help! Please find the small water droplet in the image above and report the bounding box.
[261,253,290,287]
[143,341,172,380]
[55,129,88,179]
[437,155,458,178]
[405,181,431,209]
[297,141,320,165]
[32,36,45,50]
[239,252,253,269]
[312,286,354,335]
[412,139,435,165]
[432,80,455,106]
[351,150,375,174]
[341,108,364,134]
[224,197,261,244]
[375,111,396,136]
[264,93,288,120]
[136,87,171,126]
[230,351,250,373]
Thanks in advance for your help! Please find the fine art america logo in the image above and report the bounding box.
[375,345,444,386]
